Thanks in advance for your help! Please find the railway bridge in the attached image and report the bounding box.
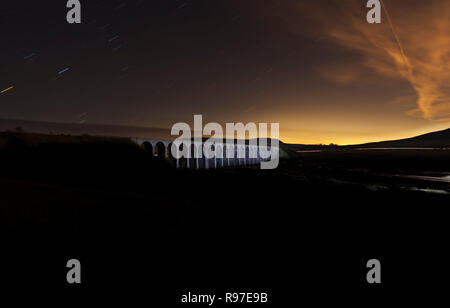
[133,138,276,169]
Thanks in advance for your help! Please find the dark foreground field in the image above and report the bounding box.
[0,132,449,303]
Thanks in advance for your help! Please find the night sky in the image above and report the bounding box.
[1,0,450,144]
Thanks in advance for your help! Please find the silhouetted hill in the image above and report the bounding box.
[0,118,172,139]
[348,128,450,148]
[0,118,293,158]
[0,131,172,191]
[285,128,450,151]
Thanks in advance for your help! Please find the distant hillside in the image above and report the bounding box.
[283,128,450,152]
[347,128,450,149]
[0,118,172,140]
[0,119,293,157]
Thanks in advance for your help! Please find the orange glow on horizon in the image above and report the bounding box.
[279,123,450,145]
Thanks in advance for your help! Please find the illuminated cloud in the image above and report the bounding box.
[300,0,450,121]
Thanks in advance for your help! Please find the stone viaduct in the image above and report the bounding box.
[132,138,276,169]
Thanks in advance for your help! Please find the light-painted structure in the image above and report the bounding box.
[133,138,275,169]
